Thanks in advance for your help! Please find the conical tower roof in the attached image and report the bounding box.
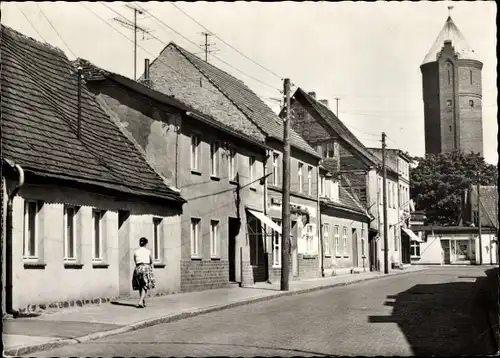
[422,16,478,65]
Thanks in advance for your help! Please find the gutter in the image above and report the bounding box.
[5,160,25,316]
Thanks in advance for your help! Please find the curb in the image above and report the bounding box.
[3,268,425,357]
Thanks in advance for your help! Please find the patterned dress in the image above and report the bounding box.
[132,263,156,291]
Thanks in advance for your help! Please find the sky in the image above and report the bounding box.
[2,1,497,164]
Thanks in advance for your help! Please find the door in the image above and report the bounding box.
[228,217,240,282]
[248,215,267,282]
[442,240,450,264]
[369,232,378,271]
[291,221,298,277]
[352,228,359,267]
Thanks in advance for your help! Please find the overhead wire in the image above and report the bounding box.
[36,3,76,58]
[16,3,46,42]
[169,2,283,80]
[131,2,282,93]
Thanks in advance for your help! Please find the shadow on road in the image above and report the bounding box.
[110,301,138,308]
[368,268,498,356]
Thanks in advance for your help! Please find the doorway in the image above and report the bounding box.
[369,232,379,271]
[228,217,240,282]
[291,221,298,277]
[247,215,267,282]
[352,228,358,267]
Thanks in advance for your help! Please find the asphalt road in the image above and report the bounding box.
[38,266,497,357]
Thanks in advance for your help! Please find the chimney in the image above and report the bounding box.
[319,99,329,108]
[77,66,82,140]
[144,59,150,86]
[308,91,316,99]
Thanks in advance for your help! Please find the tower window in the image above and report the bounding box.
[447,70,451,85]
[469,100,474,107]
[470,70,473,85]
[446,100,452,107]
[449,125,452,132]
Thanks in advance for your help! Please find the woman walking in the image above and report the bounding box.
[132,237,155,308]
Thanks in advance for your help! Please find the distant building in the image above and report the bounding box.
[420,15,483,156]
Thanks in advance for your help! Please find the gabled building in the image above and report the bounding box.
[87,42,323,288]
[289,88,403,273]
[1,26,185,314]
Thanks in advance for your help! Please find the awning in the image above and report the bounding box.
[402,228,423,243]
[247,209,282,235]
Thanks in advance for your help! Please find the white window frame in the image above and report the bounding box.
[326,143,335,158]
[152,217,162,262]
[334,225,340,256]
[410,240,420,258]
[23,200,39,259]
[273,153,279,186]
[320,176,326,197]
[63,205,77,261]
[228,148,237,181]
[323,223,330,256]
[272,219,282,267]
[298,162,303,193]
[361,228,366,257]
[307,166,313,196]
[92,210,104,262]
[210,141,220,177]
[190,218,201,258]
[190,134,200,171]
[331,181,339,202]
[304,224,315,254]
[210,220,220,258]
[249,156,255,183]
[342,226,348,256]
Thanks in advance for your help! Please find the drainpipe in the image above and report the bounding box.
[6,162,25,315]
[264,149,271,284]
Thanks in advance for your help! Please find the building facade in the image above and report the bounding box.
[289,88,402,273]
[420,15,483,156]
[1,26,185,313]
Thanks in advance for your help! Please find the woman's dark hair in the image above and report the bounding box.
[139,237,148,247]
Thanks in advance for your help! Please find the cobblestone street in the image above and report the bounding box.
[38,267,497,357]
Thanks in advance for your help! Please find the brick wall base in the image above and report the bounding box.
[180,259,230,292]
[297,254,321,279]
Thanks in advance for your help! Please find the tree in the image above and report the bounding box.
[410,151,497,225]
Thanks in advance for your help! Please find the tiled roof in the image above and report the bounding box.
[168,43,320,158]
[1,26,185,203]
[294,88,382,167]
[471,185,498,228]
[422,16,479,65]
[322,186,369,217]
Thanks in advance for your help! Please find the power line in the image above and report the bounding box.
[36,4,76,58]
[132,2,282,93]
[169,2,283,80]
[16,4,46,42]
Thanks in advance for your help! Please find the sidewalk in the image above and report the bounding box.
[3,266,426,357]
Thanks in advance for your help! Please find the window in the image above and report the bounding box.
[210,141,220,177]
[469,100,474,107]
[304,224,315,254]
[470,70,473,85]
[190,134,200,171]
[190,218,201,258]
[473,210,479,226]
[342,226,348,255]
[23,201,39,259]
[63,206,76,261]
[210,220,219,258]
[388,183,392,207]
[249,156,255,183]
[361,228,365,256]
[410,240,420,257]
[448,69,451,85]
[323,224,330,256]
[228,148,236,181]
[334,142,339,157]
[446,100,452,107]
[331,181,339,202]
[92,210,104,261]
[317,144,323,156]
[307,166,313,196]
[394,226,398,251]
[327,143,335,158]
[334,225,340,256]
[298,162,303,193]
[393,183,397,208]
[320,176,326,197]
[153,217,162,262]
[272,219,282,267]
[272,153,279,186]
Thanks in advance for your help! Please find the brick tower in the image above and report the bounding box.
[420,15,483,156]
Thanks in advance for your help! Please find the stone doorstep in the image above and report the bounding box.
[2,267,427,357]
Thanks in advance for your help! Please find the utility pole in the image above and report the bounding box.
[382,132,389,274]
[281,78,291,291]
[477,182,483,265]
[335,97,340,117]
[200,32,219,62]
[113,5,152,81]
